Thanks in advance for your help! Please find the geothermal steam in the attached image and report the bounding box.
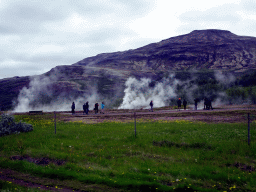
[13,75,101,112]
[118,77,177,109]
[12,71,237,112]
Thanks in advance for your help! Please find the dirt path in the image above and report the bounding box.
[60,106,256,124]
[0,167,78,191]
[0,167,122,191]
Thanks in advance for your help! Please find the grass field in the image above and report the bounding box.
[0,113,256,191]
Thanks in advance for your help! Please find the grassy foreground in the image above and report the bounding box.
[0,114,256,191]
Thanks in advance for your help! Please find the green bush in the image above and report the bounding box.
[0,114,33,137]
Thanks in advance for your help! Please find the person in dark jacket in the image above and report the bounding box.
[177,98,182,111]
[183,99,187,110]
[85,101,89,115]
[204,98,207,110]
[194,98,199,110]
[208,99,213,110]
[71,102,75,115]
[83,103,86,115]
[94,102,99,114]
[149,100,153,112]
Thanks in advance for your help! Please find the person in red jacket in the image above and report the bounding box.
[177,98,182,111]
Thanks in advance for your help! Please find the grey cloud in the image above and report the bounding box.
[242,0,256,13]
[113,0,156,17]
[0,0,152,35]
[1,3,62,22]
[179,4,241,23]
[0,1,68,34]
[0,0,157,79]
[84,27,135,43]
[0,64,43,79]
[70,0,155,19]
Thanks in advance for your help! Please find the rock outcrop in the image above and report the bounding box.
[74,29,256,73]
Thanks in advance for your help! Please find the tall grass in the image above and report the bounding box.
[0,114,255,191]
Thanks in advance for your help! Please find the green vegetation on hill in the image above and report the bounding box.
[173,69,256,105]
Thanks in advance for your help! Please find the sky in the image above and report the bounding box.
[1,0,256,79]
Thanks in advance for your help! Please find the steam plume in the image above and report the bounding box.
[12,75,101,112]
[118,77,177,109]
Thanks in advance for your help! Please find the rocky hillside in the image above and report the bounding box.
[74,29,256,72]
[1,29,256,111]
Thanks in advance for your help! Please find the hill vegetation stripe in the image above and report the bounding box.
[248,113,250,145]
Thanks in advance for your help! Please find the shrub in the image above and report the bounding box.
[0,114,33,137]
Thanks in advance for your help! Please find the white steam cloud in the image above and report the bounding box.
[118,77,177,109]
[12,70,238,112]
[13,75,101,112]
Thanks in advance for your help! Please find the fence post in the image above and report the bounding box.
[134,112,136,138]
[248,113,250,146]
[54,111,56,134]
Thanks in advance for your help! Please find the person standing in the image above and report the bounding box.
[204,98,207,110]
[71,102,75,115]
[208,99,213,110]
[94,102,99,114]
[85,101,89,115]
[101,102,105,114]
[183,99,187,110]
[83,103,86,115]
[177,98,182,111]
[194,98,199,111]
[149,100,153,112]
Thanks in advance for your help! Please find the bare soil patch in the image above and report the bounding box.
[0,167,124,192]
[9,155,66,166]
[59,105,256,124]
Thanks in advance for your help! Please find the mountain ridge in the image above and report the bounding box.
[73,29,256,72]
[1,29,256,111]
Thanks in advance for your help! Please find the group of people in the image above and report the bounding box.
[71,101,105,115]
[71,98,213,115]
[178,97,213,111]
[149,98,213,112]
[177,98,187,111]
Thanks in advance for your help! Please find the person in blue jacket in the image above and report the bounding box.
[101,102,105,114]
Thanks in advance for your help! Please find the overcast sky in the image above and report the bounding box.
[1,0,256,79]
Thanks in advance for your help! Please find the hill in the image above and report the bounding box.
[75,29,256,72]
[1,29,256,111]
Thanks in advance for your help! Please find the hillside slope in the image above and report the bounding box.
[74,29,256,72]
[1,29,256,111]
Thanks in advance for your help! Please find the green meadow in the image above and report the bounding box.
[0,114,256,191]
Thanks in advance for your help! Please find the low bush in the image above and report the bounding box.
[0,114,33,137]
